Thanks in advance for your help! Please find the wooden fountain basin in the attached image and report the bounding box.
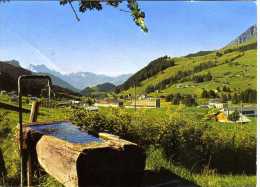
[23,121,146,187]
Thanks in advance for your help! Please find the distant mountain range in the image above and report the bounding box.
[28,64,132,90]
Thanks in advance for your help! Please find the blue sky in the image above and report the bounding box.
[0,1,256,76]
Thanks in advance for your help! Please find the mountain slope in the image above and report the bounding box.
[118,56,175,90]
[4,60,21,67]
[29,64,132,89]
[33,72,79,92]
[80,82,116,96]
[0,61,80,98]
[119,25,257,98]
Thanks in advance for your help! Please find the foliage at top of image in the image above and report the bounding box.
[60,0,148,32]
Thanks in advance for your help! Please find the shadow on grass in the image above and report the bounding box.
[142,167,198,187]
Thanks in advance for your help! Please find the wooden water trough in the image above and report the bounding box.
[23,121,146,187]
[18,75,146,187]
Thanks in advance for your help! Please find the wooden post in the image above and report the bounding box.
[29,101,40,123]
[27,101,40,187]
[134,81,137,111]
[0,148,6,186]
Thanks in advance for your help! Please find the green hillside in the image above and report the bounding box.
[80,82,116,97]
[120,38,256,99]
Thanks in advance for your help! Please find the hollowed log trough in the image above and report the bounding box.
[23,121,146,187]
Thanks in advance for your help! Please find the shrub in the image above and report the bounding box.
[228,110,240,122]
[161,120,256,174]
[70,108,167,148]
[70,108,256,174]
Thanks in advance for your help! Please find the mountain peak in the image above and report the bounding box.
[228,24,256,47]
[29,64,46,73]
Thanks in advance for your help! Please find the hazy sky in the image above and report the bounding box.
[0,1,256,76]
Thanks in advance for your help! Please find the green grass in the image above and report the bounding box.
[146,147,256,187]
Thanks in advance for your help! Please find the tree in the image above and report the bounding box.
[232,93,240,104]
[204,72,213,81]
[172,93,182,105]
[228,110,240,122]
[216,51,223,57]
[181,94,197,106]
[221,94,228,103]
[223,85,231,92]
[60,0,148,32]
[145,85,155,94]
[208,90,217,98]
[0,0,148,32]
[240,88,257,103]
[201,89,208,98]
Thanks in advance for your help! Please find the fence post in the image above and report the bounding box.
[27,101,40,187]
[0,148,6,186]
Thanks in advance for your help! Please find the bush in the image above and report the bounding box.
[70,108,167,148]
[166,93,197,106]
[161,120,256,174]
[70,108,256,174]
[201,89,218,98]
[192,72,213,83]
[228,110,240,122]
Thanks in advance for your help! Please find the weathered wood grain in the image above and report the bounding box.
[23,122,145,187]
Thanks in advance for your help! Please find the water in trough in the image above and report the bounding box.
[29,121,102,144]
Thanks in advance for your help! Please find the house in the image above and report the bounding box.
[222,110,251,123]
[209,111,229,123]
[10,95,18,103]
[236,114,251,123]
[0,90,6,95]
[208,98,221,103]
[208,99,226,109]
[223,105,257,117]
[241,106,257,116]
[8,91,16,96]
[130,98,160,108]
[71,100,80,105]
[197,105,210,109]
[138,94,147,100]
[31,96,38,101]
[94,99,120,108]
[85,106,99,111]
